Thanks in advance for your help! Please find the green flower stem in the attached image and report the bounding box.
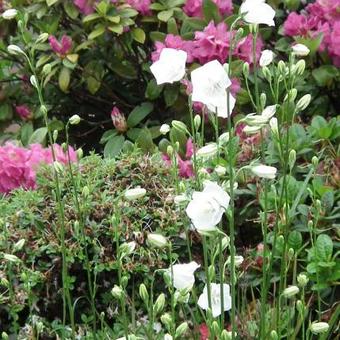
[25,53,75,338]
[189,95,200,189]
[114,215,129,338]
[202,236,212,309]
[65,124,97,335]
[168,243,176,337]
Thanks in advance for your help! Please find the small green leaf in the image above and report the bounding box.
[132,28,146,43]
[83,13,101,23]
[136,128,155,152]
[167,18,179,35]
[312,65,339,87]
[146,79,163,100]
[315,234,333,261]
[104,135,125,158]
[28,127,48,145]
[108,24,124,35]
[127,102,153,128]
[288,231,302,251]
[46,0,59,7]
[157,9,174,22]
[202,0,221,23]
[88,25,106,40]
[64,2,79,19]
[21,122,34,146]
[100,129,118,144]
[164,85,179,107]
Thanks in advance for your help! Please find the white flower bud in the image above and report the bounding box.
[260,49,274,67]
[309,322,329,334]
[251,164,277,179]
[312,156,319,168]
[139,283,149,304]
[172,120,189,134]
[282,285,299,298]
[278,60,286,74]
[13,239,25,251]
[36,33,49,44]
[153,293,165,315]
[30,75,38,88]
[218,132,230,144]
[124,187,146,201]
[194,114,201,130]
[289,149,296,171]
[69,114,81,125]
[147,233,167,248]
[196,143,218,158]
[160,124,170,135]
[42,63,52,75]
[270,330,278,340]
[7,44,25,56]
[243,125,263,134]
[3,254,20,263]
[262,66,272,82]
[2,9,18,20]
[243,62,249,77]
[292,44,310,57]
[269,117,278,135]
[215,165,227,177]
[296,94,311,111]
[294,59,306,75]
[161,313,172,329]
[53,161,64,174]
[111,285,124,299]
[173,194,188,206]
[175,322,188,338]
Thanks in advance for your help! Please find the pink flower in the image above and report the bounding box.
[126,0,151,15]
[111,106,128,132]
[0,143,77,194]
[234,34,264,65]
[152,34,194,62]
[74,0,96,15]
[230,78,241,97]
[283,12,319,37]
[162,139,194,178]
[329,21,340,67]
[183,0,233,18]
[49,35,73,56]
[15,105,32,120]
[192,21,232,64]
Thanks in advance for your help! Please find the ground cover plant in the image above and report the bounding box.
[0,0,339,339]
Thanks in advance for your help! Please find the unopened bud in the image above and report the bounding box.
[294,59,306,75]
[262,66,272,81]
[289,149,296,171]
[312,156,319,168]
[270,330,278,340]
[296,300,304,314]
[147,233,167,248]
[13,239,25,252]
[260,93,266,109]
[296,94,311,111]
[53,161,63,174]
[309,322,329,334]
[139,283,149,304]
[82,186,90,197]
[211,321,220,335]
[111,285,124,299]
[161,313,172,329]
[285,88,297,102]
[30,75,38,88]
[2,9,18,20]
[172,120,189,135]
[7,44,25,56]
[243,62,249,77]
[160,124,170,135]
[153,293,165,315]
[42,63,52,75]
[288,248,295,260]
[36,33,49,44]
[76,148,83,160]
[69,114,81,125]
[1,332,9,340]
[282,285,299,298]
[297,273,309,287]
[194,114,201,130]
[278,60,286,75]
[175,322,188,338]
[167,145,174,157]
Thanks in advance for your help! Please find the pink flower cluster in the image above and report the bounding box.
[183,0,233,18]
[0,143,77,194]
[152,22,263,66]
[283,0,340,66]
[15,105,32,120]
[49,35,73,56]
[73,0,151,15]
[163,139,194,178]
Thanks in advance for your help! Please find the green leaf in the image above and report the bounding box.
[202,0,221,23]
[312,65,339,87]
[167,17,179,35]
[58,66,70,93]
[132,28,146,43]
[136,128,155,152]
[127,128,142,142]
[100,129,118,144]
[64,2,79,19]
[321,190,334,211]
[127,102,153,128]
[315,234,333,262]
[164,85,179,107]
[157,9,174,22]
[83,13,101,23]
[149,31,166,42]
[288,231,302,251]
[145,79,163,100]
[88,25,105,40]
[46,0,59,6]
[108,24,124,35]
[28,127,48,145]
[0,103,13,121]
[104,135,125,158]
[21,122,34,146]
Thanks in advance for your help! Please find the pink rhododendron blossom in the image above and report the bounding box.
[183,0,233,18]
[126,0,151,15]
[74,0,96,14]
[111,106,128,132]
[15,105,32,120]
[230,78,241,97]
[283,0,340,66]
[235,35,264,65]
[0,143,77,194]
[152,34,194,62]
[49,35,73,56]
[162,139,194,178]
[192,21,232,64]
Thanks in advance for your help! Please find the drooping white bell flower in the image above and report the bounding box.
[2,9,18,20]
[169,261,200,290]
[259,49,274,67]
[124,187,146,200]
[245,105,277,126]
[198,283,232,317]
[292,44,310,57]
[240,0,276,27]
[191,60,235,118]
[150,48,187,85]
[251,164,277,179]
[196,143,218,159]
[186,180,230,233]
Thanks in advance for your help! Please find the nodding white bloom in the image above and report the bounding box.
[147,233,168,248]
[191,60,235,118]
[198,283,232,317]
[160,124,170,135]
[69,114,81,125]
[292,44,310,57]
[240,0,276,26]
[7,44,25,56]
[169,261,200,290]
[251,164,277,179]
[215,165,227,177]
[196,143,218,159]
[226,255,244,267]
[269,117,278,135]
[260,50,274,67]
[150,48,187,85]
[282,285,300,298]
[2,9,18,20]
[245,105,277,126]
[124,187,146,201]
[309,322,329,335]
[186,180,230,233]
